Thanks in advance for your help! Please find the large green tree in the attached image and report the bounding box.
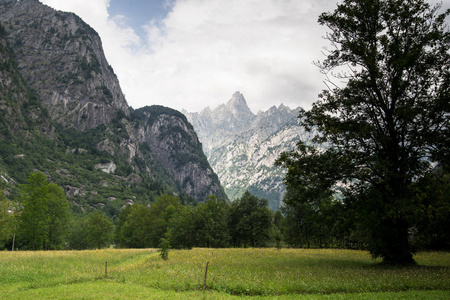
[86,210,113,249]
[193,195,231,248]
[229,191,274,247]
[277,0,449,264]
[67,217,90,250]
[147,194,183,247]
[18,172,71,250]
[114,194,183,248]
[167,195,231,249]
[116,204,152,248]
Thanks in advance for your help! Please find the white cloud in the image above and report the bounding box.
[43,0,450,113]
[39,0,337,113]
[132,0,336,112]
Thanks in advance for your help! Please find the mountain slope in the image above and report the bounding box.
[0,0,226,216]
[0,0,129,131]
[184,92,312,210]
[132,106,225,199]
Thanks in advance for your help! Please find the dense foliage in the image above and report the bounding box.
[17,172,70,250]
[0,173,279,250]
[115,192,276,250]
[0,188,14,248]
[229,191,274,247]
[277,0,450,264]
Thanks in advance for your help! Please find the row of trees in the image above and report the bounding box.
[116,191,277,249]
[0,172,281,250]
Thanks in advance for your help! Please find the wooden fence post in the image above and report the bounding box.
[202,261,209,291]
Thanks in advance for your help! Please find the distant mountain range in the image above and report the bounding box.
[184,92,314,210]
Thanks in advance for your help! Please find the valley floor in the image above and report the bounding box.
[1,248,449,299]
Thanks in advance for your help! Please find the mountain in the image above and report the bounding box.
[0,0,129,131]
[183,92,313,210]
[0,0,226,216]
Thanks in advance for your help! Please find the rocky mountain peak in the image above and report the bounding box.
[213,92,254,125]
[229,91,246,105]
[266,105,278,115]
[226,91,253,118]
[199,106,212,117]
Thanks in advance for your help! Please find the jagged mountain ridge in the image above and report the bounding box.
[185,92,255,157]
[184,92,313,210]
[0,0,226,213]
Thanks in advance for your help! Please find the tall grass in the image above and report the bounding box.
[0,248,449,299]
[121,248,450,295]
[0,249,153,289]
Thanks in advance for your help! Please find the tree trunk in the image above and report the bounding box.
[393,220,414,264]
[382,218,415,265]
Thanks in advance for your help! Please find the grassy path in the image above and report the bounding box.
[1,248,449,299]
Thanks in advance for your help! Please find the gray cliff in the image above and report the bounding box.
[0,0,129,131]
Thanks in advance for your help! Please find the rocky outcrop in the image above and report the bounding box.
[94,162,116,174]
[0,20,53,139]
[185,92,313,210]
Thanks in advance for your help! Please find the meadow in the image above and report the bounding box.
[0,248,449,299]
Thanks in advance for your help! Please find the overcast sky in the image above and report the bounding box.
[39,0,449,114]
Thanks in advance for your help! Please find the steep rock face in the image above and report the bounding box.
[0,24,33,137]
[209,118,315,210]
[132,106,227,201]
[185,92,313,210]
[0,22,54,139]
[0,0,129,131]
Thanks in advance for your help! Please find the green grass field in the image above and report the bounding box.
[0,248,449,299]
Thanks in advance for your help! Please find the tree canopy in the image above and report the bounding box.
[229,191,274,248]
[18,172,71,250]
[277,0,449,264]
[86,210,113,249]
